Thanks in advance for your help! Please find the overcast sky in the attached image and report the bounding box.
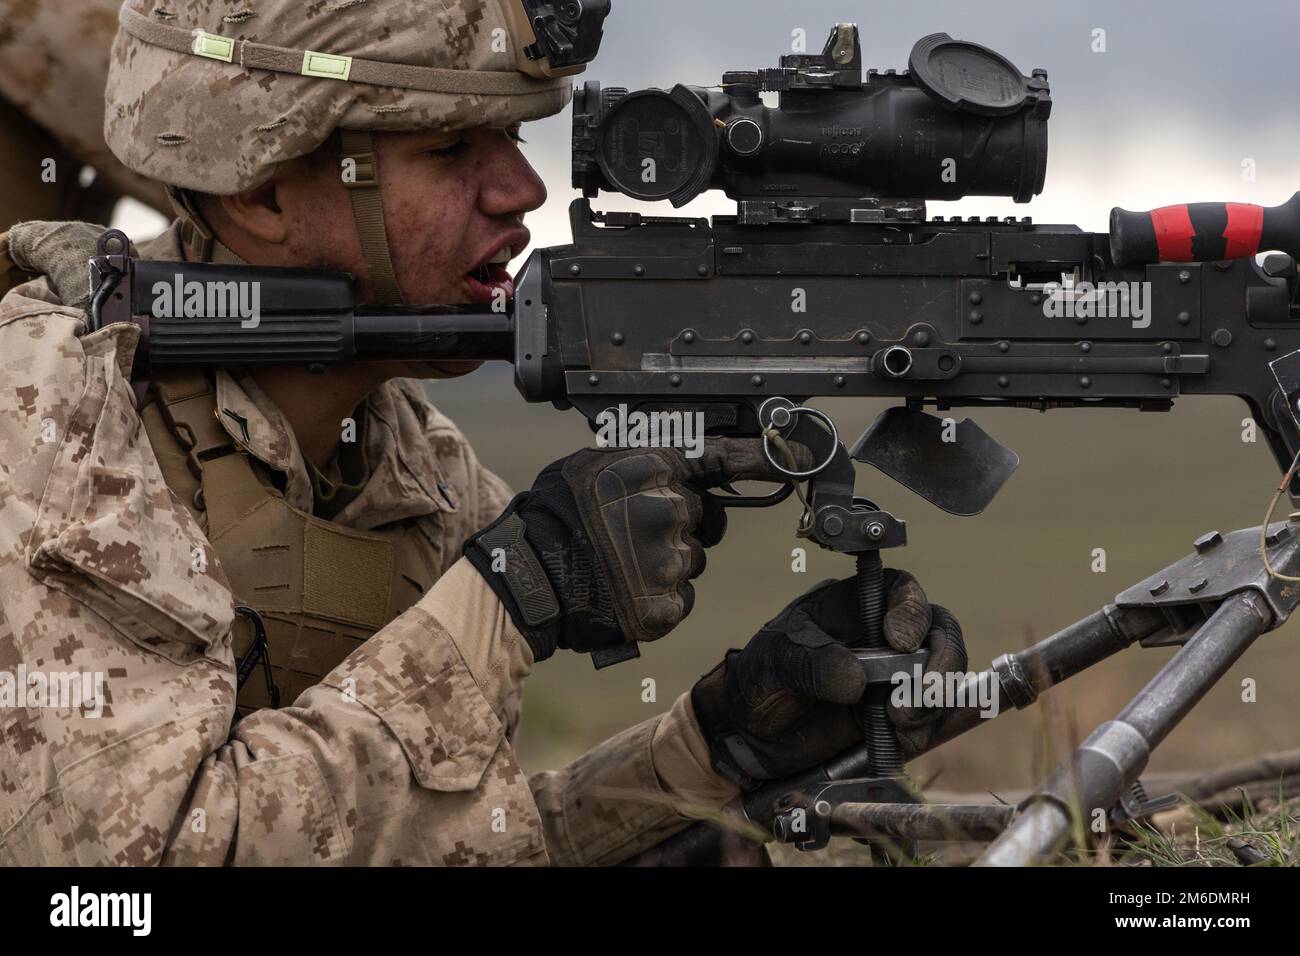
[117,0,1300,252]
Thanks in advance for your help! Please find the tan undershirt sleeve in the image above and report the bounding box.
[527,690,741,866]
[429,558,741,864]
[424,557,534,733]
[651,691,740,810]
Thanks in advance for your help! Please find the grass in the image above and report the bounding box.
[1109,791,1300,867]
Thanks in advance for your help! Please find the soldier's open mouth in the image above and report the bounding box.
[464,263,515,304]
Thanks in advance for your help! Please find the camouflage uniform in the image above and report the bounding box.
[0,218,737,866]
[0,0,169,227]
[0,0,740,866]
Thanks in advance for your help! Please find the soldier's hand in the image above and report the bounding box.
[465,438,811,662]
[6,221,136,312]
[691,573,967,788]
[883,575,968,757]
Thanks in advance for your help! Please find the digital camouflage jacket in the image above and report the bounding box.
[0,223,736,866]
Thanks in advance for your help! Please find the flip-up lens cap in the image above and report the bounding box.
[908,33,1030,116]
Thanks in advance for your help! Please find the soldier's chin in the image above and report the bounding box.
[405,360,485,380]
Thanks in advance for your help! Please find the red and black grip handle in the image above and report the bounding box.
[1109,191,1300,267]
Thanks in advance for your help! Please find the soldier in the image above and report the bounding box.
[0,0,963,865]
[0,0,169,228]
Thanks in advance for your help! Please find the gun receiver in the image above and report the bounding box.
[509,193,1300,492]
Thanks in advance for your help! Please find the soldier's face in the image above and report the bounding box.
[371,125,545,307]
[278,125,546,308]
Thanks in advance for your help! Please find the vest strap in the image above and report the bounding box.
[153,371,238,479]
[142,370,430,714]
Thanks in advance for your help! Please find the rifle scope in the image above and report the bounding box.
[572,25,1051,222]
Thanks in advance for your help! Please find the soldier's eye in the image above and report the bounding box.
[507,127,527,144]
[427,139,468,158]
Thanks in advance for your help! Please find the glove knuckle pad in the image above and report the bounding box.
[633,590,687,639]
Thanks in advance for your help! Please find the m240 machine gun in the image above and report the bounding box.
[87,24,1300,864]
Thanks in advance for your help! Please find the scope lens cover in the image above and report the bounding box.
[595,87,718,205]
[908,33,1030,116]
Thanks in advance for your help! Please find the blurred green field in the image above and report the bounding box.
[426,368,1300,795]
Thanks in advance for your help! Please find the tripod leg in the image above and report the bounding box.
[976,590,1272,866]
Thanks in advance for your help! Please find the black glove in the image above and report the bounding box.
[465,438,810,662]
[691,572,967,788]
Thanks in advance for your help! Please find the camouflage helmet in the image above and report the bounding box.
[104,0,583,302]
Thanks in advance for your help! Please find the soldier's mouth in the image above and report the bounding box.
[464,238,522,304]
[464,263,515,304]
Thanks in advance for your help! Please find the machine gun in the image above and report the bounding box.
[86,24,1300,864]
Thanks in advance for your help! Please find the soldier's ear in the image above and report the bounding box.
[214,179,288,246]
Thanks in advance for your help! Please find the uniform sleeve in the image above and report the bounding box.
[392,555,745,867]
[527,692,741,866]
[0,304,547,866]
[424,557,743,866]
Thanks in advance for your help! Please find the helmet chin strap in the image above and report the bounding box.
[166,132,405,303]
[165,185,249,265]
[337,129,406,306]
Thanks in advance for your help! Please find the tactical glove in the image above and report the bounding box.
[465,438,810,662]
[6,221,135,312]
[691,573,967,788]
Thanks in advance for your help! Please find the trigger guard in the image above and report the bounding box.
[706,484,795,509]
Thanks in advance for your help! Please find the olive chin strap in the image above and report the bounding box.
[165,186,251,266]
[166,132,404,303]
[337,129,406,306]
